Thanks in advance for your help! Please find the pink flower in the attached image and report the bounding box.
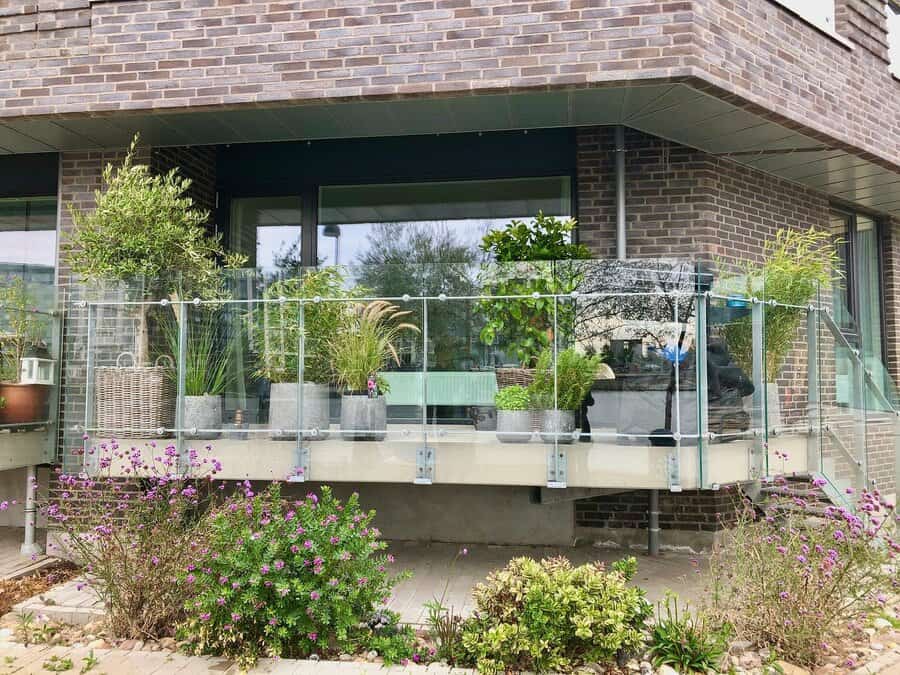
[308,632,318,642]
[310,591,320,600]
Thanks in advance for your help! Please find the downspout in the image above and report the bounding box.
[20,465,42,557]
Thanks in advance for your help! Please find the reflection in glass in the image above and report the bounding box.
[0,197,57,285]
[230,196,302,277]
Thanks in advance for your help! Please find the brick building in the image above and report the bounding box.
[0,0,898,551]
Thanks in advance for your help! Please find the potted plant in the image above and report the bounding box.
[162,310,231,440]
[330,300,419,441]
[478,212,589,387]
[254,268,358,440]
[529,347,603,444]
[0,278,50,427]
[494,385,532,443]
[718,227,837,429]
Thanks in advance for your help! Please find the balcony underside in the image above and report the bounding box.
[0,81,898,217]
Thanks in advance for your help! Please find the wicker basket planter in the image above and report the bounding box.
[94,353,175,438]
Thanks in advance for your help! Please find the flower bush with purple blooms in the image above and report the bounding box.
[177,482,409,667]
[709,477,899,666]
[13,439,223,638]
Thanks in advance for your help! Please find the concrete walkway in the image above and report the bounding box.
[14,542,705,626]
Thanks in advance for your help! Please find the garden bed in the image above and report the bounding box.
[0,563,78,617]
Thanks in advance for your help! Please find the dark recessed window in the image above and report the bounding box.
[0,196,57,284]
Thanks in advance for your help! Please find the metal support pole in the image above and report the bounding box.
[20,465,42,557]
[806,309,821,474]
[415,297,434,484]
[82,303,95,472]
[695,294,710,488]
[750,300,766,479]
[175,301,188,472]
[291,300,309,482]
[615,125,627,261]
[648,488,660,557]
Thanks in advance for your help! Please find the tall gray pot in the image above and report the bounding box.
[495,410,532,443]
[539,409,577,444]
[340,394,387,441]
[269,382,332,441]
[184,395,222,440]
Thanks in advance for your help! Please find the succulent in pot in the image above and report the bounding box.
[529,347,604,444]
[254,268,359,441]
[0,278,51,428]
[494,385,532,443]
[330,300,419,441]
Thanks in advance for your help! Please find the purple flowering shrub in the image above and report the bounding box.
[19,439,222,638]
[177,483,409,667]
[709,478,899,666]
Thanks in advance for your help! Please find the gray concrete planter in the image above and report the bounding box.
[539,409,577,444]
[269,382,332,441]
[340,394,387,441]
[495,410,532,443]
[184,395,222,440]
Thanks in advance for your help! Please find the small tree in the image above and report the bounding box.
[63,135,245,364]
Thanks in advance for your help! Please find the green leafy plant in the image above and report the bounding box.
[80,650,99,674]
[528,348,602,411]
[718,227,838,378]
[15,611,34,646]
[424,547,469,665]
[330,300,419,393]
[177,483,409,668]
[478,213,589,367]
[0,277,46,383]
[42,656,73,672]
[708,479,898,666]
[63,134,245,364]
[254,268,361,384]
[460,556,650,673]
[358,610,417,666]
[494,385,530,411]
[647,593,730,673]
[160,309,233,396]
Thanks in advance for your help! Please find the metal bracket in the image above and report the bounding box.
[287,445,310,482]
[667,450,682,492]
[415,446,434,484]
[546,446,567,488]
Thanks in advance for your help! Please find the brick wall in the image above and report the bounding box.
[575,489,739,533]
[0,1,894,173]
[149,146,218,226]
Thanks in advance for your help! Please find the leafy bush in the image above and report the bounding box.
[478,213,589,367]
[708,479,898,666]
[361,610,417,666]
[11,440,223,638]
[178,483,407,667]
[460,556,650,673]
[494,385,530,411]
[529,348,602,411]
[647,594,730,673]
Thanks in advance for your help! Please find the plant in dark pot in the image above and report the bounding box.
[162,309,232,440]
[529,347,602,444]
[330,300,419,441]
[254,268,358,441]
[0,278,50,427]
[494,385,532,443]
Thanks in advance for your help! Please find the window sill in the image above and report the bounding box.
[767,0,855,51]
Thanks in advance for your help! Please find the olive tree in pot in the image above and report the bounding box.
[254,268,357,441]
[330,300,419,441]
[529,347,603,444]
[494,385,532,443]
[0,278,50,427]
[161,310,232,439]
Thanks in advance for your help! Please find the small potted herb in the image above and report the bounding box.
[529,348,603,444]
[331,300,418,441]
[494,385,532,443]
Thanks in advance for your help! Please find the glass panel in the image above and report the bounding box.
[230,197,302,278]
[0,197,58,284]
[316,177,571,266]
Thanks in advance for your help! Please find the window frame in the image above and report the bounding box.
[888,1,900,77]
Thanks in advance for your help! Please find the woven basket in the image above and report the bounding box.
[94,353,175,438]
[494,367,541,430]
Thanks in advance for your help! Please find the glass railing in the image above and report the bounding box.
[0,271,61,469]
[57,259,899,499]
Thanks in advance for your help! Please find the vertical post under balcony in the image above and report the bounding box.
[806,308,821,474]
[20,465,42,557]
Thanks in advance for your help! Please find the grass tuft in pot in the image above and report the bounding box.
[529,348,602,444]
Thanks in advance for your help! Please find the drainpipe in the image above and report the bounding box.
[20,465,42,558]
[648,487,660,557]
[615,125,626,262]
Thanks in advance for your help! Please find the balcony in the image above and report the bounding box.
[54,258,898,501]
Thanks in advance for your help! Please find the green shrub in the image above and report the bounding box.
[494,385,530,411]
[360,610,417,666]
[177,483,408,668]
[647,594,730,673]
[528,348,601,411]
[460,556,650,673]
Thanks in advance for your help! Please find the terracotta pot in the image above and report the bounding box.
[0,383,50,426]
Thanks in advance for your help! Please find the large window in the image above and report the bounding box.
[889,2,900,77]
[316,177,572,267]
[229,196,303,277]
[0,197,57,284]
[771,0,836,35]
